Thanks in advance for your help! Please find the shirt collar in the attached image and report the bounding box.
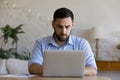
[67,35,73,45]
[48,35,58,47]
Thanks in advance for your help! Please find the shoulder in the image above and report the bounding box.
[36,35,52,44]
[70,35,88,43]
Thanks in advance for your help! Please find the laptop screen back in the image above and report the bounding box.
[43,50,86,77]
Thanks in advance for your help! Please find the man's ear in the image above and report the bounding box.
[72,22,74,29]
[52,21,55,28]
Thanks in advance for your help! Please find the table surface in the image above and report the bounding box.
[0,76,111,80]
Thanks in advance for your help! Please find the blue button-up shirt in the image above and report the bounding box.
[29,35,97,69]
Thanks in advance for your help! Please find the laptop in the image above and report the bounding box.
[42,50,86,77]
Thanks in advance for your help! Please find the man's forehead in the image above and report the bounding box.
[56,24,71,27]
[54,17,72,22]
[54,18,73,25]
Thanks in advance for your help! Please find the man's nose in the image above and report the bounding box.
[61,27,66,34]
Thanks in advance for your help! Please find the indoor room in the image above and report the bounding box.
[0,0,120,80]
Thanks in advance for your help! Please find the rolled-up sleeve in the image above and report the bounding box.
[81,40,97,70]
[28,40,44,66]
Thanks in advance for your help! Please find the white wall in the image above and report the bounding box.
[0,0,120,60]
[0,0,120,79]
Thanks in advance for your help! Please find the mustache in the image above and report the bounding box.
[60,33,67,36]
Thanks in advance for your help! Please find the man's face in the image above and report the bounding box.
[52,17,74,42]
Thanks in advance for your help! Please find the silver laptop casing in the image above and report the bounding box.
[43,50,86,77]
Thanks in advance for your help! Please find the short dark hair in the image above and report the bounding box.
[53,7,74,21]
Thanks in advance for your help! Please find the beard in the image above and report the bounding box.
[54,32,69,42]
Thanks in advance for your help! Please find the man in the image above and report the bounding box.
[28,7,97,76]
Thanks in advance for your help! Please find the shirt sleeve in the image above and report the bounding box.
[81,40,97,70]
[28,40,44,66]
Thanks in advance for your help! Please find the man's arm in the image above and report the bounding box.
[85,66,97,76]
[29,63,43,75]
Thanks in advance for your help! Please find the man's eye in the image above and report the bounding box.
[57,25,62,28]
[66,26,70,29]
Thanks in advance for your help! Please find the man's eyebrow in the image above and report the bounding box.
[56,24,62,26]
[56,24,63,27]
[56,24,71,26]
[66,25,71,27]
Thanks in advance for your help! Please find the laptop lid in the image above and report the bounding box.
[43,50,86,77]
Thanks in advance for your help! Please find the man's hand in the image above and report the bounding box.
[29,63,43,76]
[85,66,97,76]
